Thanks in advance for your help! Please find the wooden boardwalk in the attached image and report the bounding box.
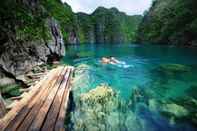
[0,66,74,131]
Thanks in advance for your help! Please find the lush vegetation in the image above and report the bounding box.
[136,0,197,46]
[0,0,52,42]
[0,84,21,98]
[0,0,76,43]
[76,13,95,43]
[1,0,197,45]
[0,0,142,44]
[41,0,76,42]
[77,7,142,43]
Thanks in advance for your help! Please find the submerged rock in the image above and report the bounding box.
[161,103,189,118]
[70,84,137,131]
[128,86,148,109]
[80,84,116,105]
[75,64,91,74]
[72,64,92,91]
[148,99,160,112]
[137,81,197,126]
[168,97,197,125]
[151,64,191,81]
[158,64,190,74]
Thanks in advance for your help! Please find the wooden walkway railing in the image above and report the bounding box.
[0,66,74,131]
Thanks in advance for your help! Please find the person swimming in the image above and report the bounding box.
[101,57,120,64]
[101,56,133,68]
[101,57,111,64]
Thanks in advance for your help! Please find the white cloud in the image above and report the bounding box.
[62,0,152,15]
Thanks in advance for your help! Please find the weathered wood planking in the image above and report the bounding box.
[0,67,59,130]
[16,67,66,131]
[3,67,64,131]
[28,67,68,131]
[55,68,74,131]
[0,66,74,131]
[41,68,73,131]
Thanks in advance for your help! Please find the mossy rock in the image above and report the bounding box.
[161,103,189,119]
[128,86,149,109]
[165,97,197,125]
[80,84,116,105]
[159,64,190,73]
[0,84,22,98]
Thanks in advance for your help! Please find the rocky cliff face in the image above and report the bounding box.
[76,7,142,44]
[0,0,66,86]
[40,0,78,44]
[136,0,197,46]
[0,0,142,86]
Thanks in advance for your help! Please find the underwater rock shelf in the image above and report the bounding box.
[0,66,74,131]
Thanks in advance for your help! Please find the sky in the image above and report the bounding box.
[62,0,153,15]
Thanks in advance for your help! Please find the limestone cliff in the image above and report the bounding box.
[0,0,66,86]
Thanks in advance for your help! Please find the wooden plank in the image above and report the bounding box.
[3,67,64,131]
[0,66,74,131]
[55,67,74,131]
[16,67,67,131]
[0,93,6,118]
[3,67,62,131]
[0,68,58,130]
[28,67,68,131]
[41,67,72,131]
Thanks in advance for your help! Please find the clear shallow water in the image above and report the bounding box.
[62,44,197,131]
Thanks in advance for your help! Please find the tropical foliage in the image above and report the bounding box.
[136,0,197,46]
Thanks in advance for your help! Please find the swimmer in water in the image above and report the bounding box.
[101,57,111,64]
[110,57,122,64]
[101,56,133,68]
[101,57,120,65]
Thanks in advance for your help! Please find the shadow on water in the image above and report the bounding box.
[65,91,75,130]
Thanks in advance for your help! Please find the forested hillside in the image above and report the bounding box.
[76,7,142,43]
[136,0,197,46]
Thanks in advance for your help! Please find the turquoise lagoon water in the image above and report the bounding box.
[62,44,197,131]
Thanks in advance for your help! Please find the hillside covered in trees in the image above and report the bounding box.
[76,7,142,43]
[136,0,197,46]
